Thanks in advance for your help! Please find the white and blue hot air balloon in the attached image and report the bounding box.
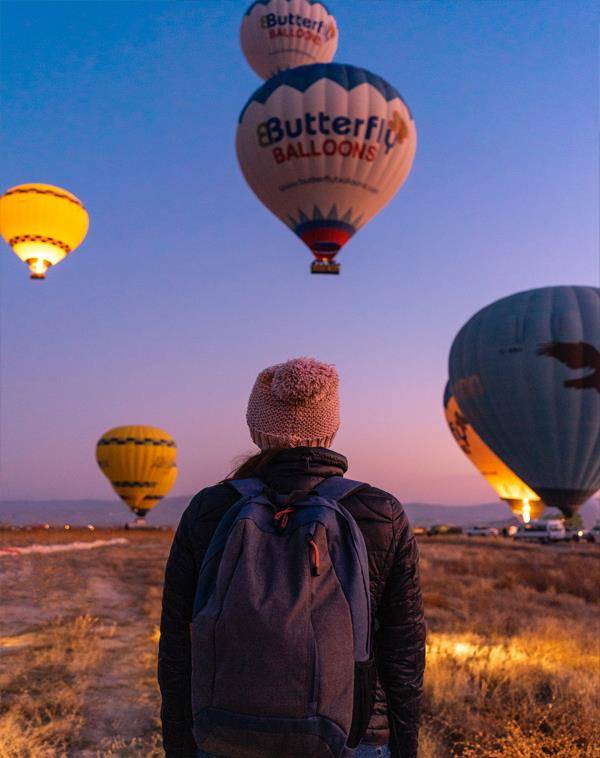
[241,0,338,80]
[449,285,600,517]
[236,63,416,274]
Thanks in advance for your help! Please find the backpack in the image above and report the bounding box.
[190,476,375,758]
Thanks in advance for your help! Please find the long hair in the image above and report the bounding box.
[225,448,284,480]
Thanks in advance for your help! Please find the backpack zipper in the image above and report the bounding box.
[309,623,319,707]
[307,532,320,709]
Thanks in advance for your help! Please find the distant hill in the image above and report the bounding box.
[0,496,190,527]
[1,495,597,528]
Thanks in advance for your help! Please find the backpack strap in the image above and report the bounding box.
[194,478,263,616]
[227,478,264,499]
[315,476,368,501]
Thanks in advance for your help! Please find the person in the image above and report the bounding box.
[158,357,426,758]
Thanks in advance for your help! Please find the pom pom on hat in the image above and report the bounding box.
[247,357,340,450]
[270,357,338,404]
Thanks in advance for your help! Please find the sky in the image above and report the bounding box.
[1,0,598,504]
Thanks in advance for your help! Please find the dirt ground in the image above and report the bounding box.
[0,529,598,757]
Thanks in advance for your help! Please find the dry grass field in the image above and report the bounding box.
[0,528,598,757]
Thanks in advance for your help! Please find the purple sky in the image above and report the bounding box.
[1,1,598,504]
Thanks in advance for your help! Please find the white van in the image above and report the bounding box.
[514,519,567,543]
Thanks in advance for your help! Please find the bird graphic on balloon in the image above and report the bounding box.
[538,342,600,394]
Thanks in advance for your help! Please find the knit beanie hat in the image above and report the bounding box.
[246,357,340,450]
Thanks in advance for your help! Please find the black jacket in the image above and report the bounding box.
[158,448,426,758]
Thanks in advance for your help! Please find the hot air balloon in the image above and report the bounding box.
[444,382,543,523]
[236,63,416,274]
[240,0,338,81]
[96,426,177,520]
[0,183,89,279]
[141,464,178,512]
[449,286,600,518]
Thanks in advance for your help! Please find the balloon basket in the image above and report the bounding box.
[311,260,340,275]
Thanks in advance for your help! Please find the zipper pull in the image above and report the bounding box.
[308,538,320,576]
[273,507,295,533]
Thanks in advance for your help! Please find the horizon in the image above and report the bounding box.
[3,493,598,531]
[1,1,598,505]
[0,492,521,507]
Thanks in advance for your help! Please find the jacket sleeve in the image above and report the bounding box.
[376,501,426,758]
[158,501,201,757]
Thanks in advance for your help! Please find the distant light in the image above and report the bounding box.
[43,524,50,529]
[522,499,531,524]
[87,524,95,531]
[64,524,71,530]
[452,641,477,658]
[577,530,584,537]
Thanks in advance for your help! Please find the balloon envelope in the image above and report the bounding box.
[0,183,89,279]
[236,63,416,271]
[96,426,177,518]
[241,0,338,80]
[449,286,600,516]
[444,382,543,522]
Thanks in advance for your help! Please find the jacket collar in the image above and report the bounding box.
[260,447,348,492]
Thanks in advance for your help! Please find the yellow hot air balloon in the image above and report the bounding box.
[141,464,178,514]
[96,426,177,519]
[0,183,89,279]
[444,383,544,523]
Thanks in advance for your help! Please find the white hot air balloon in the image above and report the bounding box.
[236,63,416,273]
[241,0,338,80]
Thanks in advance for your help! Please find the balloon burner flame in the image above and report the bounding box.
[27,258,50,280]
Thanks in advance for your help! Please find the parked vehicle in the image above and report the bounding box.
[586,524,600,544]
[427,524,463,536]
[513,519,567,543]
[466,525,499,537]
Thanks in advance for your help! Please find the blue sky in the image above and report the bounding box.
[1,0,597,503]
